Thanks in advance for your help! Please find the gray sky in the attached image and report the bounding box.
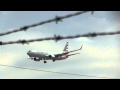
[0,11,120,79]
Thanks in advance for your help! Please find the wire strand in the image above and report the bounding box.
[0,64,116,79]
[0,30,120,46]
[0,11,93,37]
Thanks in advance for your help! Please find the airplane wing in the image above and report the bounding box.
[67,53,80,57]
[54,45,83,57]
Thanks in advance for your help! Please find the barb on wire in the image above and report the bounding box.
[0,30,120,46]
[0,11,94,37]
[55,15,63,24]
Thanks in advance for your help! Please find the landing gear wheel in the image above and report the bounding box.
[53,59,55,62]
[44,61,47,63]
[34,58,37,61]
[37,59,40,61]
[49,55,52,58]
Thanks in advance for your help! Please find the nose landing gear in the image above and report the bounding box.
[44,61,47,63]
[53,59,55,62]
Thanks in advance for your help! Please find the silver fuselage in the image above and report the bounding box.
[27,51,66,60]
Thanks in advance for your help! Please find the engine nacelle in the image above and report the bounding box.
[66,55,68,58]
[49,54,55,58]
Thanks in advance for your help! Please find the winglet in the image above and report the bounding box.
[80,45,83,50]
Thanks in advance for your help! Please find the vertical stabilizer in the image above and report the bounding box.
[63,42,69,58]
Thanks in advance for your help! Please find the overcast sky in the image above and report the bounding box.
[0,11,120,79]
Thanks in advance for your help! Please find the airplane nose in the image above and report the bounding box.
[27,52,29,55]
[27,50,32,55]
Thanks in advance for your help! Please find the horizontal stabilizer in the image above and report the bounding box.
[67,53,80,57]
[67,45,83,54]
[55,45,83,57]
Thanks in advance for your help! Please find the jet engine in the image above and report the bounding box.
[49,54,55,58]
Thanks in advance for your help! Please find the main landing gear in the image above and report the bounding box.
[53,59,55,62]
[44,61,47,64]
[34,58,40,61]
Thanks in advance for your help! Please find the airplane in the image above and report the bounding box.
[27,42,83,63]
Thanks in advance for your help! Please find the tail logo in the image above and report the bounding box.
[63,42,69,58]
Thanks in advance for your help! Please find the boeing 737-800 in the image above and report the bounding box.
[27,42,83,63]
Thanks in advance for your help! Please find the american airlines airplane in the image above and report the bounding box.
[27,42,83,63]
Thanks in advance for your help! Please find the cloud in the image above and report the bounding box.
[0,52,21,65]
[82,43,119,59]
[62,15,111,34]
[76,37,93,43]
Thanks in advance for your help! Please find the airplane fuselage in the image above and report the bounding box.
[27,42,82,63]
[27,50,67,61]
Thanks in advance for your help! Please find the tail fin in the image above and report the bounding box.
[63,42,69,53]
[63,42,69,58]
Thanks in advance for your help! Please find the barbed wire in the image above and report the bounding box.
[0,30,120,46]
[0,64,116,79]
[0,11,94,37]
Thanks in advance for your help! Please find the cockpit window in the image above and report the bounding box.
[28,50,31,52]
